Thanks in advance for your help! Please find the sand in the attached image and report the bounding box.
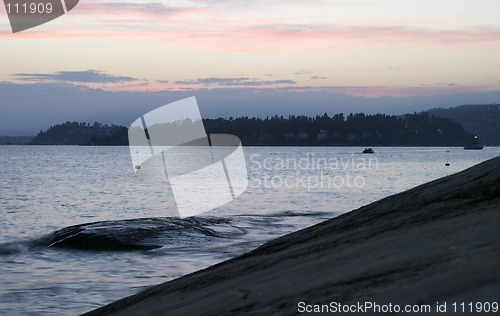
[83,156,500,315]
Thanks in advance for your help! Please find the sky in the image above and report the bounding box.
[1,0,500,134]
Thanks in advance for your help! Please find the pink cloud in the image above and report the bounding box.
[2,0,499,55]
[8,68,492,97]
[2,0,499,54]
[73,2,202,18]
[169,25,500,52]
[101,80,499,98]
[4,24,498,53]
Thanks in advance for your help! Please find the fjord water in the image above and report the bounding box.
[1,146,499,315]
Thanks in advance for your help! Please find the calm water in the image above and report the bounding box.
[1,146,499,315]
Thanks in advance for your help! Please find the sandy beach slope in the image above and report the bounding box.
[83,156,500,315]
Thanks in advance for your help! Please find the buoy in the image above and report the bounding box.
[445,150,450,166]
[135,151,141,170]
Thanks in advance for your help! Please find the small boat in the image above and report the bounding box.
[362,148,375,154]
[464,144,484,150]
[464,135,483,150]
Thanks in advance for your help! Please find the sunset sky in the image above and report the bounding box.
[1,0,500,133]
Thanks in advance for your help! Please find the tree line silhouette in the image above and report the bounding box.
[30,121,124,145]
[29,112,474,146]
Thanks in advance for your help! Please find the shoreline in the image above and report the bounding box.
[83,156,500,315]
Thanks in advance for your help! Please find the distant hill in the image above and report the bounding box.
[428,104,500,145]
[34,112,474,146]
[30,122,124,145]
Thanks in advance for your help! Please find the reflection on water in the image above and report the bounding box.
[0,145,499,315]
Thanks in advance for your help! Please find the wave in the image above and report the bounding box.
[0,217,247,254]
[260,210,334,217]
[0,240,32,255]
[0,211,334,254]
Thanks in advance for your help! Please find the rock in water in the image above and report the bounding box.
[40,217,240,251]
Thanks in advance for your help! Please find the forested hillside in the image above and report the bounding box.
[30,122,124,145]
[202,112,472,146]
[30,112,473,146]
[429,104,500,145]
